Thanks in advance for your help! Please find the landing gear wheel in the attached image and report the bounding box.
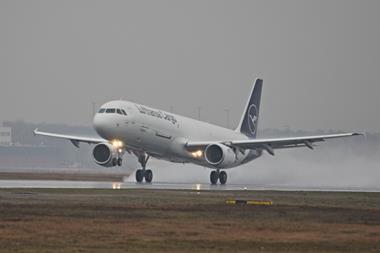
[117,158,122,166]
[144,169,153,183]
[135,169,144,183]
[112,158,117,167]
[136,153,151,183]
[210,171,219,185]
[219,171,227,185]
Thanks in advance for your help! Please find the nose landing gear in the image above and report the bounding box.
[219,171,227,185]
[210,170,227,185]
[117,157,123,166]
[112,157,123,167]
[210,171,219,185]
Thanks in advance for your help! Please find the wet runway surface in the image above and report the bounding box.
[0,179,379,192]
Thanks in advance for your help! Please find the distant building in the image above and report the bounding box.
[0,127,11,146]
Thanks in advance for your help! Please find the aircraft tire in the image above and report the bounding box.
[219,171,227,185]
[117,158,122,166]
[144,169,153,183]
[210,171,219,185]
[135,169,144,183]
[112,158,117,167]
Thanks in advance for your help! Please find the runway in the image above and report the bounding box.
[0,179,379,192]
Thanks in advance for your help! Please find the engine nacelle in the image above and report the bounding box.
[204,143,236,168]
[92,143,118,167]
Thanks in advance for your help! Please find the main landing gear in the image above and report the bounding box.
[135,153,153,183]
[210,170,227,185]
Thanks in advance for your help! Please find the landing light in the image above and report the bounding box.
[191,150,203,158]
[112,140,123,148]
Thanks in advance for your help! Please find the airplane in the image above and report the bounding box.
[34,79,361,184]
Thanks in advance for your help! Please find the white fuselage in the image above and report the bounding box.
[93,100,261,169]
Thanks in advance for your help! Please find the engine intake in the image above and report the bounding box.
[92,143,118,167]
[204,143,236,168]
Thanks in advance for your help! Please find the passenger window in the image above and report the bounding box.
[121,109,127,115]
[98,108,105,113]
[106,108,115,113]
[117,109,123,115]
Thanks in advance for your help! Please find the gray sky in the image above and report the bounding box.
[1,0,379,132]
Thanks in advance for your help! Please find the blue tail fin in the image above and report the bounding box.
[236,78,263,139]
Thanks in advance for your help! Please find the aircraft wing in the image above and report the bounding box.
[185,132,362,156]
[33,128,107,148]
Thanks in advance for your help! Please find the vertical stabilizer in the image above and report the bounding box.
[236,79,263,139]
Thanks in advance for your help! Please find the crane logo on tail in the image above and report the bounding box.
[247,104,258,135]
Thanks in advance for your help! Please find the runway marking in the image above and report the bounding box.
[226,199,273,205]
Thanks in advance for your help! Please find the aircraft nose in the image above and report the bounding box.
[93,114,108,138]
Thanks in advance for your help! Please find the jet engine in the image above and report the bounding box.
[92,143,119,167]
[204,143,236,168]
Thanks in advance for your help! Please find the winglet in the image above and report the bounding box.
[354,131,366,140]
[33,128,39,135]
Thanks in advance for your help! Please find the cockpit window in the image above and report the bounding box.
[100,108,126,115]
[105,108,115,113]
